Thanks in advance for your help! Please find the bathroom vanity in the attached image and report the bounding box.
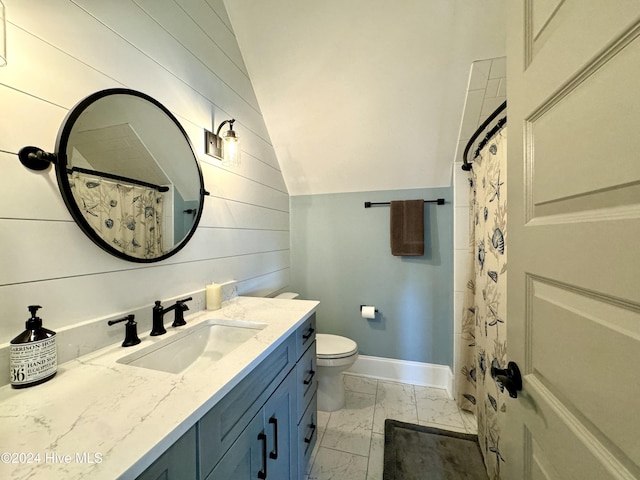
[0,296,319,480]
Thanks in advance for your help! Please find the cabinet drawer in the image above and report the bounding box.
[199,334,296,478]
[295,340,317,422]
[295,313,316,359]
[297,393,318,477]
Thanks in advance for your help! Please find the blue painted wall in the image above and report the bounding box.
[290,187,453,367]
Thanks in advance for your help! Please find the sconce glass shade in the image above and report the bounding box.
[204,119,240,167]
[221,129,240,167]
[0,0,6,67]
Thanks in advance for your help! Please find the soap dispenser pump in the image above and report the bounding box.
[9,305,58,388]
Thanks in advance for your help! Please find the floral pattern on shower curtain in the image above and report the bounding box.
[69,172,164,259]
[456,128,507,480]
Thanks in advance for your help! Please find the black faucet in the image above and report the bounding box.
[150,297,193,336]
[108,314,141,347]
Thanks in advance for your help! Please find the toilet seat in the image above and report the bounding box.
[316,333,358,359]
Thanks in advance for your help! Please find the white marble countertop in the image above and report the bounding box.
[0,296,319,480]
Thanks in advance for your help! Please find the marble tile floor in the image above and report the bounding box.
[305,374,477,480]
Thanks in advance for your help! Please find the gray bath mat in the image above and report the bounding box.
[383,419,488,480]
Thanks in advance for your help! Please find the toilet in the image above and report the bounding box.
[274,293,359,412]
[316,333,358,411]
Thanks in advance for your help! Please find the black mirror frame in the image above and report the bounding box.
[53,88,206,263]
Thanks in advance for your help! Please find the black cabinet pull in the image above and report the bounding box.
[302,326,315,341]
[304,423,317,444]
[269,417,278,460]
[258,432,267,479]
[303,369,316,385]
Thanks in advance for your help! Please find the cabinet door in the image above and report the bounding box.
[136,426,197,480]
[264,369,296,480]
[207,371,297,480]
[199,335,296,478]
[206,412,265,480]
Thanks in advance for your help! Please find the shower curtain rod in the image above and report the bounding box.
[364,198,445,208]
[67,166,170,192]
[461,100,507,171]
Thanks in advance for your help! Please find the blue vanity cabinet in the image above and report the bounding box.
[199,334,296,478]
[135,425,197,480]
[203,314,317,480]
[136,313,317,480]
[207,370,296,480]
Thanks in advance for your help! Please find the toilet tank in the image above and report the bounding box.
[275,292,299,299]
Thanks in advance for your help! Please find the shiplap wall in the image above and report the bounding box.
[0,0,289,343]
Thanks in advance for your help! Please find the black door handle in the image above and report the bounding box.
[490,361,522,398]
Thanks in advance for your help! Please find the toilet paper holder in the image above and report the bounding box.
[360,305,378,313]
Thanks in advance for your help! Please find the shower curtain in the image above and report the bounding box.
[69,172,164,259]
[456,128,507,480]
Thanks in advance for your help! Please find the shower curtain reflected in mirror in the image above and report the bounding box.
[69,172,164,259]
[456,128,507,480]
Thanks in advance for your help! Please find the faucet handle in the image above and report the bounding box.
[172,297,192,327]
[108,314,141,347]
[150,300,167,336]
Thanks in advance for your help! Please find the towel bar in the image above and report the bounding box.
[364,198,445,208]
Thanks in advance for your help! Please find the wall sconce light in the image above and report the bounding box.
[0,0,7,67]
[205,119,241,167]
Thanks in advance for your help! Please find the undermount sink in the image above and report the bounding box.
[117,319,267,374]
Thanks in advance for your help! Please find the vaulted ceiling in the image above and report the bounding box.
[224,0,506,196]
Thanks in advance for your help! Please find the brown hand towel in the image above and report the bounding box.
[390,200,424,256]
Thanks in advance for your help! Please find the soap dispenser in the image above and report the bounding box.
[9,305,57,388]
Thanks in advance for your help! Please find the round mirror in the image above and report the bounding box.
[54,88,205,262]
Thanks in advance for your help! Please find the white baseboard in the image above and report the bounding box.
[346,355,454,398]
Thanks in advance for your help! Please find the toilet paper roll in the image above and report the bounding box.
[361,306,376,319]
[206,283,222,311]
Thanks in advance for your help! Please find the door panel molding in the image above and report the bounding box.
[530,433,562,480]
[525,18,640,223]
[524,376,638,479]
[525,0,567,66]
[525,274,640,468]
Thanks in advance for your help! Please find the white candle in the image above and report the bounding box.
[206,284,222,311]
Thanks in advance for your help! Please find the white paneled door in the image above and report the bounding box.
[505,1,640,479]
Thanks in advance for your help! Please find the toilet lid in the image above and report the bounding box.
[275,292,299,299]
[316,334,358,359]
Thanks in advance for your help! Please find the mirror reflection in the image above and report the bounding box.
[56,89,204,261]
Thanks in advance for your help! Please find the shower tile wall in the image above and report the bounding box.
[451,57,506,395]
